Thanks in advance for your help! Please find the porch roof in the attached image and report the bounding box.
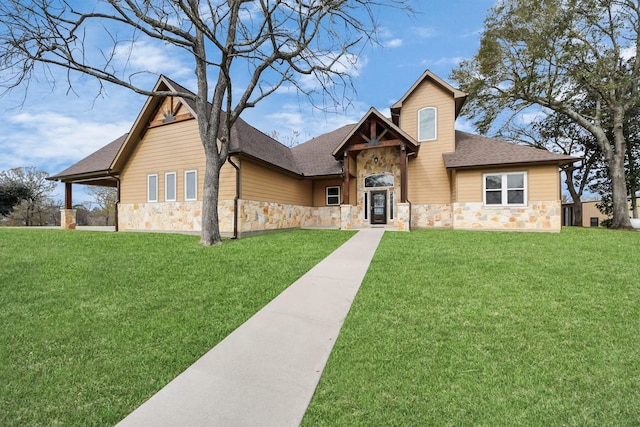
[47,133,127,186]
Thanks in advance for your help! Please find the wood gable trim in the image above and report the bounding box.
[332,107,419,159]
[110,76,198,173]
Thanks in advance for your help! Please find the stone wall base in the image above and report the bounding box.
[60,209,77,230]
[452,201,561,232]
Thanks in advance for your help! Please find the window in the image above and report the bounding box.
[185,170,197,201]
[165,172,176,201]
[590,217,599,227]
[147,174,158,202]
[418,107,437,141]
[365,173,394,188]
[484,172,527,206]
[326,186,340,205]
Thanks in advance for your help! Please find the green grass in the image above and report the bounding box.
[303,228,640,426]
[0,228,354,426]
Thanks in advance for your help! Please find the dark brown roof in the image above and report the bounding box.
[48,133,128,182]
[229,116,300,174]
[292,124,355,176]
[443,131,579,169]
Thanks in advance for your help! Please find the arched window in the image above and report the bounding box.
[418,107,437,141]
[365,173,394,188]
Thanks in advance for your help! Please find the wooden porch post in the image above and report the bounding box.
[400,144,407,203]
[343,152,350,204]
[65,182,72,209]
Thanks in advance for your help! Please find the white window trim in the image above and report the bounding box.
[483,172,527,207]
[326,186,340,206]
[165,172,176,202]
[185,170,198,201]
[418,106,437,142]
[147,174,158,203]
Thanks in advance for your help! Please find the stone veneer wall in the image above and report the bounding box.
[237,199,339,233]
[411,203,452,228]
[119,202,204,231]
[452,201,562,231]
[119,199,340,234]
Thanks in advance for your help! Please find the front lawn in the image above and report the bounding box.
[304,228,640,426]
[0,228,354,426]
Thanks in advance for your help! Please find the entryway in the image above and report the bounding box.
[370,190,387,224]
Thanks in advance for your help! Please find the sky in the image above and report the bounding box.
[0,0,496,205]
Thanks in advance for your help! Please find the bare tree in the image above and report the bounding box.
[85,186,117,226]
[0,167,56,226]
[0,0,410,245]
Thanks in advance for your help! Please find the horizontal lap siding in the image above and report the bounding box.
[456,165,560,202]
[240,159,311,206]
[400,80,456,205]
[120,120,206,203]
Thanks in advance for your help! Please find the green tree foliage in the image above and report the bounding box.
[0,180,30,216]
[452,0,640,229]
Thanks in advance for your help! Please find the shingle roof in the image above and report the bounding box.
[48,133,128,181]
[443,131,579,169]
[292,124,355,176]
[228,116,300,174]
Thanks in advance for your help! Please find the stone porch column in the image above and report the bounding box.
[60,208,77,230]
[340,205,353,230]
[396,202,411,231]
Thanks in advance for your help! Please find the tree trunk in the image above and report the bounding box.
[572,200,583,226]
[610,109,633,229]
[200,148,223,246]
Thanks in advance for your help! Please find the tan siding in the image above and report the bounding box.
[312,179,343,207]
[528,165,560,200]
[120,119,206,204]
[399,80,456,151]
[582,201,608,227]
[407,142,453,204]
[455,165,560,203]
[400,80,456,204]
[219,158,237,200]
[240,159,311,205]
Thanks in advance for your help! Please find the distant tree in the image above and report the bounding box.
[0,167,56,226]
[0,0,411,245]
[452,0,640,229]
[85,186,117,226]
[0,180,30,217]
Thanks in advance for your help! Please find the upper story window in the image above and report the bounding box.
[484,172,527,206]
[147,174,158,203]
[418,107,437,141]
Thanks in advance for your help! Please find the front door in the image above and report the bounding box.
[371,191,387,224]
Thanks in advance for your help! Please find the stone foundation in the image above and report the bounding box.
[396,203,411,231]
[411,204,452,228]
[452,201,561,232]
[60,209,77,230]
[118,202,203,231]
[119,199,340,234]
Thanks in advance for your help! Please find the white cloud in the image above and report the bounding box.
[384,38,403,48]
[113,40,191,78]
[413,27,437,38]
[1,112,130,173]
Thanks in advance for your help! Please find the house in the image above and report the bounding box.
[562,198,638,227]
[48,70,578,235]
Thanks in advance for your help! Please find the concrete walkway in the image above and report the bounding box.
[117,228,385,427]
